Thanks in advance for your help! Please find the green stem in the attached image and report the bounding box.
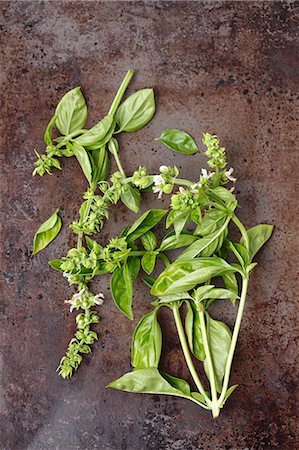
[174,178,193,187]
[157,253,171,267]
[232,214,249,251]
[172,305,212,407]
[198,308,219,418]
[113,148,126,177]
[218,276,249,406]
[108,69,135,116]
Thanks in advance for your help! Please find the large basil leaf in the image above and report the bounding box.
[151,257,235,297]
[159,231,198,252]
[131,310,162,369]
[156,129,198,154]
[116,89,155,132]
[110,263,133,319]
[121,184,141,213]
[75,115,114,146]
[240,224,274,261]
[127,256,140,280]
[185,301,205,361]
[32,209,62,255]
[72,142,92,185]
[126,209,167,242]
[140,231,157,251]
[203,313,232,393]
[55,87,87,135]
[178,221,229,260]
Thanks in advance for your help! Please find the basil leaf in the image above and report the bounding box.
[142,276,155,288]
[55,86,87,135]
[107,368,190,399]
[157,292,192,304]
[116,89,155,132]
[159,231,198,251]
[75,115,114,146]
[141,253,157,275]
[72,142,92,185]
[226,240,250,267]
[211,187,238,210]
[203,313,232,393]
[174,212,190,238]
[127,256,140,281]
[160,372,191,395]
[240,224,274,261]
[222,272,239,300]
[85,236,103,254]
[48,259,63,272]
[90,146,110,189]
[178,222,229,260]
[140,231,157,251]
[85,117,117,150]
[121,184,141,213]
[151,257,235,297]
[32,209,62,255]
[44,115,56,145]
[185,301,205,361]
[156,129,198,155]
[194,209,228,236]
[222,384,238,405]
[131,310,162,369]
[110,263,133,320]
[126,209,167,242]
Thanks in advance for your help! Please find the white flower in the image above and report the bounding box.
[201,168,215,179]
[179,187,185,194]
[225,167,237,182]
[153,185,163,199]
[153,174,165,186]
[65,288,85,312]
[159,165,168,173]
[229,186,235,193]
[93,293,104,306]
[190,182,202,193]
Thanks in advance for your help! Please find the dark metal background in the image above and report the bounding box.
[1,1,298,449]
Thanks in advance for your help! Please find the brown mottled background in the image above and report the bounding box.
[1,1,298,449]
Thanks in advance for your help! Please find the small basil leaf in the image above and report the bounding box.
[72,142,92,185]
[222,272,239,300]
[32,209,62,255]
[90,146,110,189]
[222,384,238,405]
[55,87,87,135]
[203,312,232,393]
[44,115,57,145]
[174,212,190,238]
[159,231,198,251]
[140,231,157,251]
[194,209,228,236]
[75,115,114,146]
[131,309,162,369]
[156,129,198,154]
[121,184,141,213]
[85,236,103,254]
[240,224,274,261]
[127,209,167,242]
[142,276,155,288]
[110,263,133,320]
[157,292,192,304]
[48,259,64,272]
[127,256,140,281]
[141,253,156,275]
[116,89,155,133]
[160,372,191,395]
[185,301,205,361]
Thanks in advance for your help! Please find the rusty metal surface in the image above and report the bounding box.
[1,1,298,448]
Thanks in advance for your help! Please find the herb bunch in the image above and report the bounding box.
[33,71,273,417]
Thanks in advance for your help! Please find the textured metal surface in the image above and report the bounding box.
[1,1,298,449]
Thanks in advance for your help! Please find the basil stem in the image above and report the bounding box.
[172,304,211,407]
[218,276,249,406]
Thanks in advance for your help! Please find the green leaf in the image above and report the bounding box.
[226,240,250,267]
[203,312,232,393]
[159,231,198,251]
[174,212,190,238]
[141,253,157,275]
[32,209,62,255]
[140,231,157,251]
[72,142,92,185]
[55,87,87,135]
[194,209,228,236]
[116,89,155,132]
[151,257,235,297]
[121,184,141,213]
[156,129,198,154]
[157,292,192,304]
[240,224,274,261]
[110,263,133,320]
[185,301,205,361]
[212,187,237,207]
[131,310,162,369]
[127,209,167,242]
[85,236,103,254]
[48,259,63,272]
[222,272,239,298]
[160,372,191,395]
[222,384,238,405]
[127,256,140,280]
[75,115,114,146]
[44,115,56,145]
[194,287,239,302]
[85,117,117,150]
[107,368,191,399]
[178,221,229,260]
[90,146,110,189]
[142,276,155,288]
